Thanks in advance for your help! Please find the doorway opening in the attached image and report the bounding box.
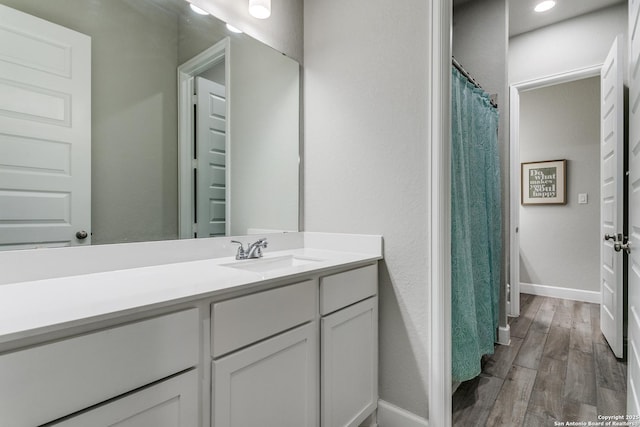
[509,66,602,316]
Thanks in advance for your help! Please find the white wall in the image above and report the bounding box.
[304,0,430,419]
[519,77,601,292]
[509,3,627,84]
[453,0,509,328]
[229,37,299,235]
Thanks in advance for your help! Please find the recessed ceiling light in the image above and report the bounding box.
[534,0,556,13]
[190,4,209,15]
[226,23,243,34]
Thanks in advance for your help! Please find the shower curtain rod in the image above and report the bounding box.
[452,57,498,108]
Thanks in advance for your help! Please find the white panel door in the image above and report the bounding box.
[212,322,318,427]
[195,76,227,237]
[629,0,640,414]
[321,297,377,427]
[0,4,91,249]
[600,35,626,358]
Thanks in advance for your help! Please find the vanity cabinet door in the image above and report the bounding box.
[51,370,198,427]
[212,321,318,427]
[321,297,378,427]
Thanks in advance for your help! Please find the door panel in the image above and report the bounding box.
[0,4,91,249]
[195,76,227,237]
[212,322,317,427]
[629,0,640,414]
[600,35,625,358]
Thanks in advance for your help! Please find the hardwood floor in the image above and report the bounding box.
[452,294,627,426]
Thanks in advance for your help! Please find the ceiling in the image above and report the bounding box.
[454,0,625,37]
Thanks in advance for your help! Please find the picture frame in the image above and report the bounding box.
[521,159,567,205]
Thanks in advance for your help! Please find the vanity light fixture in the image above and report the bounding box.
[534,0,556,12]
[249,0,271,19]
[226,23,243,34]
[189,3,209,15]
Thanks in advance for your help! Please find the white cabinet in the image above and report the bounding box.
[52,370,199,427]
[0,309,199,427]
[212,322,318,427]
[211,280,318,427]
[320,265,378,427]
[1,261,379,427]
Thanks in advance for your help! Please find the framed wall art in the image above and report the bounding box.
[521,159,567,205]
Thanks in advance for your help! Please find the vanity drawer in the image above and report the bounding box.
[0,308,199,427]
[211,280,316,358]
[320,264,377,315]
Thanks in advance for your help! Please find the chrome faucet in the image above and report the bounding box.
[231,238,268,260]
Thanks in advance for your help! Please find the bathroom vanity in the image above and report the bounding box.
[0,232,381,427]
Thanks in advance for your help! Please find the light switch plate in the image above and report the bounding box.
[578,193,588,204]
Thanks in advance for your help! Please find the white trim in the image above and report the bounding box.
[520,282,601,304]
[508,64,602,317]
[511,65,602,92]
[358,412,378,427]
[178,38,230,239]
[428,0,452,426]
[497,324,511,345]
[376,400,429,427]
[509,85,521,317]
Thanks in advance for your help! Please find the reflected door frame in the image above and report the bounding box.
[177,38,231,239]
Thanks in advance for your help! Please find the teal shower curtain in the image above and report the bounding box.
[451,67,502,383]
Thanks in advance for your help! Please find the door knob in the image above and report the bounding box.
[75,230,88,240]
[614,241,631,254]
[604,233,618,241]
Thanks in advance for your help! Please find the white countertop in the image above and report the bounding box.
[0,246,381,345]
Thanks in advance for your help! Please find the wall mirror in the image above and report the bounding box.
[0,0,300,250]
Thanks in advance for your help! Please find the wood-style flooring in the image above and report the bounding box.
[452,294,627,426]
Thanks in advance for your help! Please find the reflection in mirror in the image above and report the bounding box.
[0,0,299,250]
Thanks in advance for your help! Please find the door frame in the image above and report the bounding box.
[507,65,602,317]
[428,0,452,425]
[178,38,230,238]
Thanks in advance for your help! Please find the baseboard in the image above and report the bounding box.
[377,400,429,427]
[358,412,378,427]
[520,282,600,304]
[497,324,510,345]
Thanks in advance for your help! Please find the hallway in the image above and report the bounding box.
[452,294,627,426]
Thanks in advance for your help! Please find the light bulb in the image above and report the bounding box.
[249,0,271,19]
[534,1,556,13]
[226,23,243,34]
[189,4,209,15]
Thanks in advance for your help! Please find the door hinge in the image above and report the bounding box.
[192,159,198,169]
[192,94,198,105]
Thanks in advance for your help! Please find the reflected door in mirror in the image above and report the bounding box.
[0,4,91,250]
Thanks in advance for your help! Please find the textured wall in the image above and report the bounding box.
[304,0,430,418]
[519,77,601,292]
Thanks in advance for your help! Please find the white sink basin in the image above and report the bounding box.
[221,255,323,274]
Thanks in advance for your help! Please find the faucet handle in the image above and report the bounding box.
[230,240,246,260]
